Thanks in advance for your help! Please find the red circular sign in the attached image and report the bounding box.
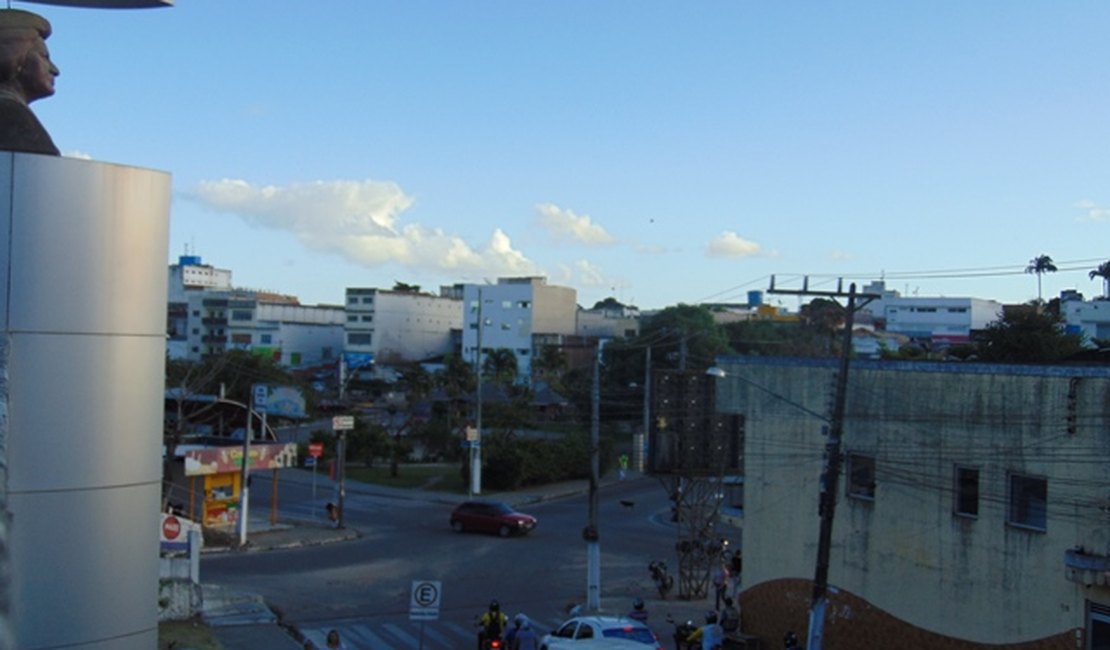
[309,442,324,458]
[162,515,181,540]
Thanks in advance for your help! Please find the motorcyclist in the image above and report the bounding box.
[686,610,724,650]
[477,600,508,649]
[628,596,649,623]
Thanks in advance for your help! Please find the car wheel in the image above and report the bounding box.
[498,525,511,537]
[451,520,464,533]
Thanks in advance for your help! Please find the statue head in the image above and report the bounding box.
[0,10,58,105]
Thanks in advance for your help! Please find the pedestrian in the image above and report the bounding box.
[712,560,728,610]
[505,613,525,648]
[719,596,740,635]
[729,551,743,595]
[512,618,538,650]
[618,453,629,480]
[628,596,649,623]
[325,628,347,650]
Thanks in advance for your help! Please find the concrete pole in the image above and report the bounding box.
[471,288,483,496]
[586,343,601,611]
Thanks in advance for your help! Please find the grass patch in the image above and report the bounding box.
[345,463,467,492]
[159,617,222,649]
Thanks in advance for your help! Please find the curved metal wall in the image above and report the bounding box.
[1,153,170,649]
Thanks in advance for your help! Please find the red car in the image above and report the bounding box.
[450,500,537,537]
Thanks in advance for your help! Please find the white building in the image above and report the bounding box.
[167,254,232,303]
[167,255,234,357]
[861,280,1002,344]
[344,287,462,364]
[462,277,577,381]
[1062,296,1110,345]
[177,291,344,367]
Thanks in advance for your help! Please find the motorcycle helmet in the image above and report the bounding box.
[490,600,500,611]
[705,611,718,624]
[633,597,644,610]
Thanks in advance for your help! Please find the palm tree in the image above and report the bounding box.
[1025,254,1058,302]
[482,348,518,387]
[1090,260,1110,298]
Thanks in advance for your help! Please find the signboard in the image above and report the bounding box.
[332,415,355,431]
[160,512,199,553]
[253,383,269,413]
[308,442,324,458]
[409,580,441,621]
[304,456,316,468]
[183,442,299,476]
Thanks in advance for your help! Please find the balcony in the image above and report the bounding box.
[1065,547,1110,586]
[202,317,227,326]
[202,335,228,344]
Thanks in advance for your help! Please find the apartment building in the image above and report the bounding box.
[461,277,577,381]
[343,287,462,364]
[1063,294,1110,344]
[176,290,344,367]
[714,355,1110,648]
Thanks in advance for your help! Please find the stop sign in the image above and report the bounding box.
[162,515,181,541]
[308,442,324,458]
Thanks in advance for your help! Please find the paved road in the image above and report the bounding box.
[203,471,695,646]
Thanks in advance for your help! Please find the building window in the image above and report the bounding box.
[361,315,373,322]
[192,310,200,317]
[359,296,372,304]
[1008,473,1047,531]
[501,323,511,330]
[348,296,358,304]
[231,334,251,344]
[191,328,199,335]
[260,334,273,344]
[231,310,252,321]
[518,300,531,309]
[348,333,372,346]
[954,466,979,517]
[347,315,358,322]
[847,453,876,500]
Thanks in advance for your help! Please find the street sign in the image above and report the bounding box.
[332,415,355,431]
[308,442,324,458]
[253,384,269,413]
[409,580,441,620]
[304,456,316,468]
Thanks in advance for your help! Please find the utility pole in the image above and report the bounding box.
[585,342,602,611]
[471,288,484,496]
[768,278,876,650]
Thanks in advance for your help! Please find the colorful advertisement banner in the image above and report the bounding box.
[183,442,299,476]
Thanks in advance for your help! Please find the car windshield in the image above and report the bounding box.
[602,626,655,644]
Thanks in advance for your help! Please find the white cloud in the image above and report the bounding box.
[1075,199,1110,222]
[535,203,616,245]
[706,231,762,258]
[190,178,540,277]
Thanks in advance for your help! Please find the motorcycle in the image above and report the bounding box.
[649,559,674,599]
[666,614,698,650]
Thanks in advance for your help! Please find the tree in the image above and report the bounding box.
[1025,254,1058,302]
[482,348,519,386]
[639,304,732,371]
[1090,260,1110,298]
[976,308,1085,364]
[532,344,568,387]
[392,281,421,293]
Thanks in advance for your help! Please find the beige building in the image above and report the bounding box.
[714,356,1110,649]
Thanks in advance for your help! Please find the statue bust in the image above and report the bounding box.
[0,9,59,155]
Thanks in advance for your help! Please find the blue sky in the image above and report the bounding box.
[22,1,1110,310]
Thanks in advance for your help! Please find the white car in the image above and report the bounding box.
[539,616,662,650]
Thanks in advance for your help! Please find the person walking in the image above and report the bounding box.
[512,618,538,650]
[324,628,347,649]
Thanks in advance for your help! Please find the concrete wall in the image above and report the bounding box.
[715,356,1110,647]
[2,154,169,649]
